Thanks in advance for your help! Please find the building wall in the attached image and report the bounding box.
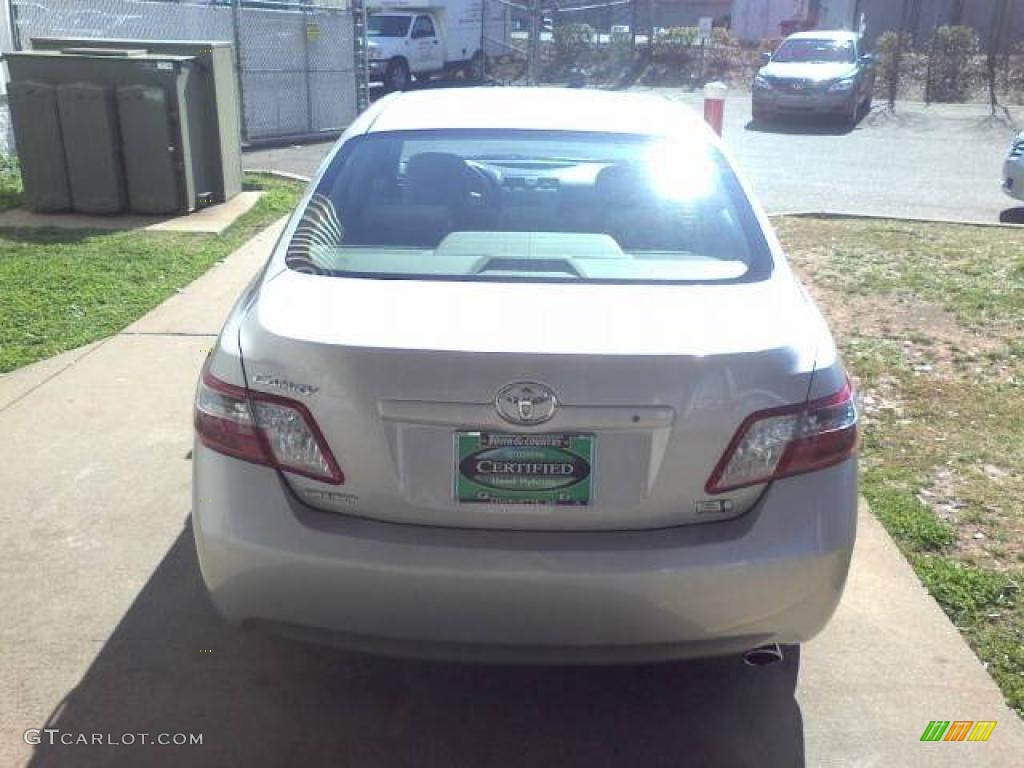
[819,0,856,30]
[855,0,1024,50]
[730,0,806,42]
[653,0,733,29]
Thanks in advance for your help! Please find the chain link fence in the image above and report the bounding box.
[7,0,365,144]
[505,2,750,89]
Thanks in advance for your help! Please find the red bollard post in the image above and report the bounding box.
[703,81,728,136]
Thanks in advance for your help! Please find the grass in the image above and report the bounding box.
[777,216,1024,716]
[0,154,23,212]
[0,173,303,373]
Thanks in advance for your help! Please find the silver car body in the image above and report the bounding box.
[753,30,874,121]
[1003,132,1024,201]
[193,88,858,663]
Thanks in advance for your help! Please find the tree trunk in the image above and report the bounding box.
[950,0,965,27]
[889,0,912,110]
[988,0,1011,116]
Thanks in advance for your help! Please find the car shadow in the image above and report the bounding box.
[27,518,805,767]
[745,116,856,136]
[999,207,1024,224]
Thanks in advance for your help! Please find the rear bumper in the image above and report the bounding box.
[193,445,857,663]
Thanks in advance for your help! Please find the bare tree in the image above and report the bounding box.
[987,0,1011,118]
[950,0,966,26]
[888,0,912,110]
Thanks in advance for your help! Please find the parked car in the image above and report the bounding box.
[367,0,509,91]
[753,30,875,126]
[193,87,859,665]
[1002,132,1024,202]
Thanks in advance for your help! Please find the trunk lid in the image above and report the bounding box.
[239,272,825,530]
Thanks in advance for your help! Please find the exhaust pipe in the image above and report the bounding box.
[742,643,784,667]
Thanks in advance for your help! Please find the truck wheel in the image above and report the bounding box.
[466,51,485,82]
[385,58,410,92]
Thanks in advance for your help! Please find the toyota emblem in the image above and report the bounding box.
[494,382,558,425]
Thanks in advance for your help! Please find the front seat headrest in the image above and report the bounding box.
[404,152,473,206]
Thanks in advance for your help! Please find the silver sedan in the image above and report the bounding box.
[193,88,858,664]
[753,30,875,126]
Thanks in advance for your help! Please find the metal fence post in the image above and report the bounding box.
[302,3,314,134]
[480,0,488,79]
[9,0,22,51]
[527,0,539,85]
[352,0,370,113]
[231,0,249,143]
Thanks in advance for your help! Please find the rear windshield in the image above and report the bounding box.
[773,39,856,64]
[286,130,772,284]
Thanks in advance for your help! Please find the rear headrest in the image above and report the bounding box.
[594,163,649,206]
[405,152,472,206]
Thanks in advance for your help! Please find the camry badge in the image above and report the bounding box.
[495,382,558,425]
[252,374,319,397]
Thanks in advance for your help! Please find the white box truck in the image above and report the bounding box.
[367,0,509,91]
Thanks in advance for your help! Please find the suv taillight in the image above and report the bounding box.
[194,368,344,485]
[706,380,858,494]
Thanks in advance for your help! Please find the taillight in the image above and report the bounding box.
[195,369,344,485]
[706,380,858,494]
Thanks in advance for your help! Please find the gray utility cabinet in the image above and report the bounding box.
[5,40,241,216]
[58,79,129,214]
[5,80,70,211]
[31,38,243,206]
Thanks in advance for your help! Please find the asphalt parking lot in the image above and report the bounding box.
[245,88,1023,225]
[2,223,1022,767]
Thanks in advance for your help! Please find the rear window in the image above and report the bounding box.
[286,130,772,284]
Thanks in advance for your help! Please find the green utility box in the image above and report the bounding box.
[6,80,70,211]
[4,40,242,216]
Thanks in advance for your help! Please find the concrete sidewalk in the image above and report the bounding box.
[1,221,1022,767]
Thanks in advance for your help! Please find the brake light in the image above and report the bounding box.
[706,380,858,494]
[194,369,344,485]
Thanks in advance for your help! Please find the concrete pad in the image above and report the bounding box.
[0,219,1021,766]
[145,192,262,234]
[800,502,1024,766]
[0,340,105,412]
[0,192,262,235]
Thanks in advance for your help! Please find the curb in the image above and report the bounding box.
[246,168,313,184]
[769,209,1024,229]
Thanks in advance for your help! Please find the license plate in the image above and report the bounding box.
[455,432,594,505]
